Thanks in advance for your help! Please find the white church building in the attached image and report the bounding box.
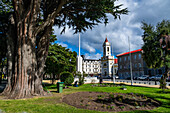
[77,36,118,78]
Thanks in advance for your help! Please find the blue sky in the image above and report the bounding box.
[53,0,170,59]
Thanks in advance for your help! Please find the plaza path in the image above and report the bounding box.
[103,80,170,89]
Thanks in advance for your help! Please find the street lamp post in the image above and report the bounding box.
[128,36,133,85]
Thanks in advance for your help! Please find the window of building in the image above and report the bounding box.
[124,57,126,61]
[139,54,141,59]
[134,55,136,59]
[120,65,122,69]
[128,56,130,60]
[104,63,106,66]
[135,64,137,68]
[119,58,121,62]
[138,63,141,68]
[107,47,109,51]
[115,69,117,73]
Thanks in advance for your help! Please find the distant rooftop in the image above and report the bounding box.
[116,49,142,57]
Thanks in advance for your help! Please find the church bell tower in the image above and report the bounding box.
[103,37,111,57]
[101,36,114,77]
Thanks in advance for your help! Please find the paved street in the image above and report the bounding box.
[103,79,170,88]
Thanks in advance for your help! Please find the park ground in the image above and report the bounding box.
[0,82,169,113]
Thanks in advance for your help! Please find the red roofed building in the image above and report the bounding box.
[116,49,165,79]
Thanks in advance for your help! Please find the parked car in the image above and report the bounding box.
[149,75,162,81]
[115,76,119,79]
[166,76,170,82]
[156,75,162,80]
[137,75,149,80]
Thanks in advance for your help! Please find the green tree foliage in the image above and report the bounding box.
[1,0,128,99]
[141,20,170,89]
[54,0,128,33]
[0,1,12,68]
[45,43,77,82]
[77,72,88,85]
[60,72,74,86]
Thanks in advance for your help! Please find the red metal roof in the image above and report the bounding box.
[116,49,142,57]
[114,59,118,64]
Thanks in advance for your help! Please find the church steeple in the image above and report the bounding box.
[103,36,111,57]
[105,37,108,42]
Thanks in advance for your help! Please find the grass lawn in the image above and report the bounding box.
[0,83,170,113]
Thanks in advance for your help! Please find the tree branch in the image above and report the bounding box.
[34,0,67,36]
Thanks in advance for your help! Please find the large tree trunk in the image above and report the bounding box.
[2,15,48,99]
[1,0,66,99]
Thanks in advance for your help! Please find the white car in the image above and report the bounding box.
[137,75,149,80]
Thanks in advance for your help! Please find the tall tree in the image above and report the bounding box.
[141,20,170,89]
[45,43,77,84]
[1,0,128,99]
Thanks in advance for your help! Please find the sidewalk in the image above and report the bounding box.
[103,81,170,89]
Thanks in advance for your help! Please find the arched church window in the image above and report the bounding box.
[105,72,107,76]
[107,47,109,51]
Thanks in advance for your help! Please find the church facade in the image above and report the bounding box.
[77,37,118,78]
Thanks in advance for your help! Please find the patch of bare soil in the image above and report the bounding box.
[62,92,161,112]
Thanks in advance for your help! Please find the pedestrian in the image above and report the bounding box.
[99,76,103,84]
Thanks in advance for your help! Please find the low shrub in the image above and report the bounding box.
[60,72,74,86]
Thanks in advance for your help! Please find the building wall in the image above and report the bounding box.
[82,58,118,78]
[82,60,101,75]
[117,50,165,79]
[117,51,144,79]
[101,56,115,77]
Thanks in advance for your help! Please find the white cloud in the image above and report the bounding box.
[58,42,68,48]
[53,0,170,57]
[85,53,102,60]
[82,42,96,53]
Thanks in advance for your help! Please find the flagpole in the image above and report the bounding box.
[79,32,80,57]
